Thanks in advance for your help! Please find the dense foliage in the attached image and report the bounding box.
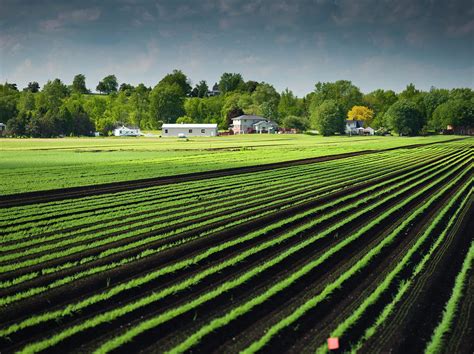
[0,71,473,137]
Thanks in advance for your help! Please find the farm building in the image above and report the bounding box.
[0,123,6,136]
[444,125,474,136]
[162,123,218,137]
[113,126,141,137]
[345,120,375,135]
[231,115,278,134]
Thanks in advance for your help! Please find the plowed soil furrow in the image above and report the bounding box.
[358,194,474,353]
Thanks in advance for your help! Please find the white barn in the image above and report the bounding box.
[162,123,218,137]
[114,126,141,137]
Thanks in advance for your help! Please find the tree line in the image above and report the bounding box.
[0,70,472,137]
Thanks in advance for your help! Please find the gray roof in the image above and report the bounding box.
[254,120,278,127]
[232,115,267,121]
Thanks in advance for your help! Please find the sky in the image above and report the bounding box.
[1,0,473,97]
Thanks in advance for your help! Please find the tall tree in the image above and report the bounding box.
[0,83,20,123]
[363,89,398,121]
[23,82,40,93]
[37,78,69,113]
[431,99,474,130]
[149,83,185,126]
[119,83,135,96]
[218,73,244,94]
[72,74,89,94]
[278,88,302,119]
[190,80,209,98]
[310,99,344,136]
[385,100,425,136]
[96,75,118,94]
[158,69,191,96]
[347,105,374,125]
[252,83,280,121]
[312,80,363,116]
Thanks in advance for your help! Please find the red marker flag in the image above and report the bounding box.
[327,337,339,350]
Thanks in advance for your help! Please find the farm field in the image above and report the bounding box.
[0,138,472,353]
[0,134,461,195]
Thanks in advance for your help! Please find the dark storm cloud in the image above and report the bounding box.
[1,0,473,95]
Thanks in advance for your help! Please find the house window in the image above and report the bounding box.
[189,129,193,133]
[164,129,168,133]
[201,129,205,133]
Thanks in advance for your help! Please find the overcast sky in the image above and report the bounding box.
[1,0,473,96]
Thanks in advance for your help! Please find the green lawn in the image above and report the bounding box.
[0,134,467,195]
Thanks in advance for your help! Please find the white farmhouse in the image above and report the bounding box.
[345,120,375,135]
[113,126,141,137]
[231,115,278,134]
[162,123,218,137]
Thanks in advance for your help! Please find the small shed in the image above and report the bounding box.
[113,126,141,137]
[0,123,6,136]
[162,123,218,137]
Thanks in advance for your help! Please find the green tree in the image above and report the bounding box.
[449,88,474,101]
[252,83,280,121]
[312,80,363,116]
[128,84,150,128]
[363,89,398,128]
[23,82,40,93]
[190,80,209,98]
[399,83,421,101]
[149,83,185,127]
[184,97,208,123]
[119,83,135,96]
[6,110,31,136]
[282,115,309,131]
[0,83,20,123]
[385,99,425,136]
[422,87,450,127]
[243,80,259,93]
[176,116,194,124]
[158,70,191,96]
[18,91,36,113]
[218,73,244,94]
[278,88,303,119]
[432,99,474,130]
[36,79,69,113]
[310,99,344,136]
[97,75,118,94]
[72,74,89,94]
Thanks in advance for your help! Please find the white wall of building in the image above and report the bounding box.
[162,124,218,137]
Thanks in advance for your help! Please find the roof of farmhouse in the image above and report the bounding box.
[232,115,267,121]
[162,124,218,129]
